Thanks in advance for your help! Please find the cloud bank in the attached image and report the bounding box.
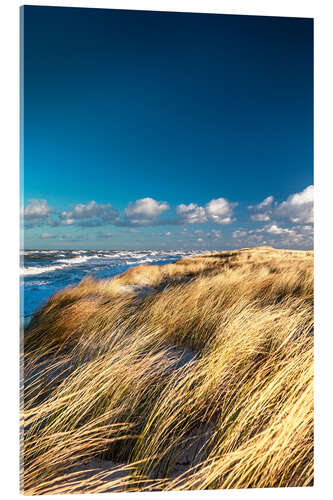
[23,186,313,250]
[23,196,237,229]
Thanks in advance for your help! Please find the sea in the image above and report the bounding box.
[20,249,204,325]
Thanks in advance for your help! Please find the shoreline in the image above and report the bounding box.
[21,249,206,323]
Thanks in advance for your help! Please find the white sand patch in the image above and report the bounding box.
[117,284,155,297]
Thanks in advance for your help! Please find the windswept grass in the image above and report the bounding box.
[22,246,313,494]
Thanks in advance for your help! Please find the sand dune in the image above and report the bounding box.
[22,246,313,494]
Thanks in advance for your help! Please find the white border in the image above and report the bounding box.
[1,0,333,498]
[2,0,319,18]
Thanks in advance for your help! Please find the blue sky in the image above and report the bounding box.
[21,6,313,250]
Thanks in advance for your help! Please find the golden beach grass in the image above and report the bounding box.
[22,246,313,494]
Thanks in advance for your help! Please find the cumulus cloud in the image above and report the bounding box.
[265,224,294,235]
[205,198,238,224]
[244,187,314,248]
[176,197,237,225]
[61,201,119,227]
[176,203,207,224]
[275,185,313,224]
[248,196,274,222]
[118,198,170,226]
[251,214,271,222]
[23,199,51,220]
[22,199,52,227]
[248,187,313,225]
[125,197,169,219]
[40,232,54,239]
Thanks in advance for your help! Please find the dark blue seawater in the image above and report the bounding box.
[21,249,202,324]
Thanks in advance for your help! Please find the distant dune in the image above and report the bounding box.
[23,247,313,494]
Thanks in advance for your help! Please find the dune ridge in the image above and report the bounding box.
[22,246,313,494]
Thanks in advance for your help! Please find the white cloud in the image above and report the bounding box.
[257,196,274,208]
[248,196,274,222]
[265,224,294,235]
[249,224,295,236]
[118,198,170,226]
[205,198,237,225]
[275,185,313,224]
[165,231,171,236]
[248,187,313,225]
[250,213,271,222]
[176,203,207,224]
[125,198,169,219]
[61,200,119,226]
[22,199,51,221]
[177,197,237,225]
[197,238,204,242]
[40,232,53,239]
[245,222,313,250]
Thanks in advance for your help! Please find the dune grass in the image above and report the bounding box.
[22,246,313,494]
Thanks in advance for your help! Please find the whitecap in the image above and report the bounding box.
[21,263,68,276]
[21,254,98,276]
